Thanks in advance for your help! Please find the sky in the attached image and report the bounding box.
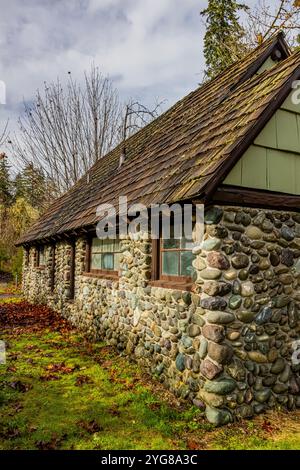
[0,0,264,161]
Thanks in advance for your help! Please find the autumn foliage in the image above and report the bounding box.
[0,301,72,334]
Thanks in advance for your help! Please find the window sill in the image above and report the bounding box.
[82,272,119,282]
[149,280,195,292]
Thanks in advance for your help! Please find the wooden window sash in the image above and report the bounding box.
[151,239,160,280]
[160,248,193,252]
[160,274,192,282]
[87,268,119,278]
[90,253,120,271]
[151,238,194,284]
[86,237,120,276]
[160,247,193,280]
[85,236,92,273]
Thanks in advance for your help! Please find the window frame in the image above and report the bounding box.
[159,239,195,282]
[85,236,120,279]
[36,245,46,268]
[151,237,196,291]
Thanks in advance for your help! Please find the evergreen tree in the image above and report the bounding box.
[0,153,12,206]
[0,153,12,271]
[14,163,51,209]
[201,0,248,80]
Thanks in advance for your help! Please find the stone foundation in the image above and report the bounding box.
[22,206,300,425]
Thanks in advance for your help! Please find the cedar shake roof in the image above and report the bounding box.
[18,33,300,246]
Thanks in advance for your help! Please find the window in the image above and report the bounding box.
[161,237,196,278]
[87,238,121,276]
[152,227,197,288]
[37,246,46,267]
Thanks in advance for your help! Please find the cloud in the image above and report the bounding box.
[0,1,207,145]
[0,0,269,161]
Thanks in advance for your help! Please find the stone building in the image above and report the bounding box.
[18,34,300,425]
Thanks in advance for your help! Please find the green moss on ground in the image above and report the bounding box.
[0,301,300,450]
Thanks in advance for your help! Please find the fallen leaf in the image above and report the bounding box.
[108,406,121,417]
[187,439,200,450]
[0,302,73,335]
[35,433,66,450]
[78,420,103,434]
[75,375,93,386]
[9,380,32,392]
[39,374,60,382]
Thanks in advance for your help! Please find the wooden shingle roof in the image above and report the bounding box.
[18,34,300,245]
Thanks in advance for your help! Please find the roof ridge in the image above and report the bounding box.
[201,51,300,199]
[231,47,300,94]
[119,48,300,206]
[212,31,288,85]
[83,32,290,181]
[17,34,297,245]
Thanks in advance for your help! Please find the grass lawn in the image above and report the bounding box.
[1,299,300,450]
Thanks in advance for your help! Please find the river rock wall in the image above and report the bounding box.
[22,206,300,425]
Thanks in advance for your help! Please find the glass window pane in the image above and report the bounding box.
[114,252,120,270]
[162,252,179,276]
[162,224,180,249]
[91,253,102,270]
[102,240,114,252]
[39,248,45,266]
[102,253,114,270]
[91,237,120,271]
[181,237,196,250]
[92,237,120,255]
[92,238,103,253]
[180,251,196,277]
[163,238,180,249]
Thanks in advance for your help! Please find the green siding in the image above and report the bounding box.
[276,109,300,153]
[225,159,242,185]
[281,93,300,114]
[241,146,267,188]
[256,56,277,74]
[224,90,300,195]
[254,115,277,148]
[267,149,296,193]
[296,156,300,194]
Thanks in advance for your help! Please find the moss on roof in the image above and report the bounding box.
[18,34,300,245]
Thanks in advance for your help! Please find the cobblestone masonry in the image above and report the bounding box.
[22,206,300,425]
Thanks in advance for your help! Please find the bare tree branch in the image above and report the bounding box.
[245,0,300,47]
[11,66,162,196]
[11,67,122,195]
[118,99,164,167]
[0,120,9,147]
